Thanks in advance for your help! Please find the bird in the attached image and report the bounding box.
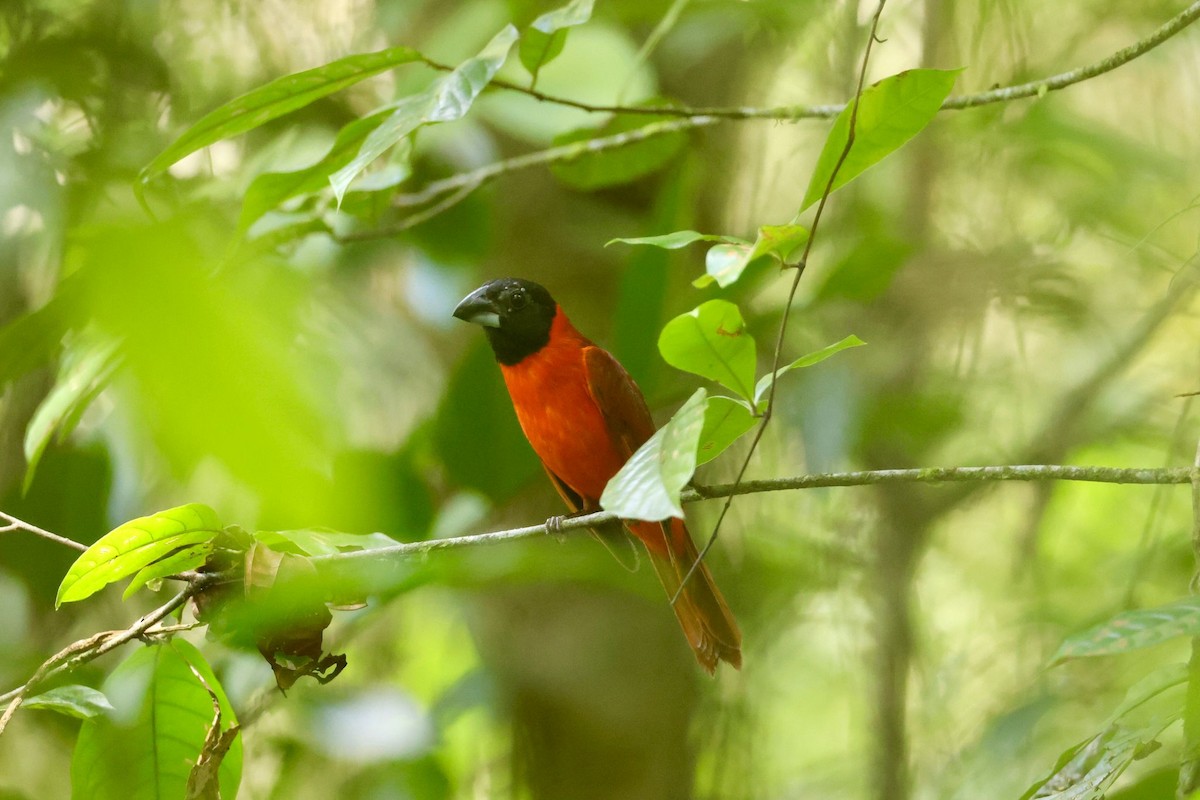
[453,277,741,673]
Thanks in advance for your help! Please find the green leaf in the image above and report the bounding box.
[23,339,120,493]
[238,110,392,231]
[329,25,518,203]
[24,685,115,720]
[658,300,757,403]
[0,289,79,391]
[56,504,222,607]
[550,110,688,190]
[600,388,707,521]
[72,640,242,800]
[1019,719,1174,800]
[693,224,810,288]
[123,543,214,601]
[1052,596,1200,663]
[800,68,962,211]
[753,334,866,406]
[252,528,399,557]
[696,396,756,466]
[606,230,745,250]
[140,46,424,182]
[519,0,596,83]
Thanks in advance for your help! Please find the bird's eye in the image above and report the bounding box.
[509,290,528,310]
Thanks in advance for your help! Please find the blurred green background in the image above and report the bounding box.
[2,0,1200,798]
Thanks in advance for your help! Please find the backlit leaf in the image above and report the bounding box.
[800,68,962,211]
[141,46,424,182]
[696,396,756,466]
[56,504,222,607]
[600,388,707,521]
[693,224,809,288]
[123,543,214,600]
[658,300,757,403]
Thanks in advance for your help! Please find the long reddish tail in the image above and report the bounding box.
[629,518,742,673]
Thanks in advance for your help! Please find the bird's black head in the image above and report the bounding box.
[453,277,558,365]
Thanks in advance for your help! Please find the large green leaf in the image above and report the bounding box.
[800,68,962,211]
[606,230,745,250]
[329,25,518,203]
[550,110,688,190]
[23,339,120,492]
[122,543,214,601]
[140,46,423,182]
[693,224,809,289]
[696,396,756,466]
[519,0,595,84]
[658,300,757,403]
[237,109,392,231]
[1052,597,1200,663]
[753,334,866,407]
[71,640,242,800]
[600,388,707,521]
[56,504,222,607]
[24,685,115,720]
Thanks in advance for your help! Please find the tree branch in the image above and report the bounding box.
[0,510,87,552]
[306,464,1196,568]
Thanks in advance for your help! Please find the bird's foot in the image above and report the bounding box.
[545,510,589,542]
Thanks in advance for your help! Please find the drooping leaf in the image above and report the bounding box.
[23,338,120,492]
[600,388,708,521]
[237,110,392,231]
[693,224,809,288]
[56,504,222,607]
[123,542,214,600]
[252,528,400,557]
[753,335,866,407]
[696,396,756,466]
[329,25,518,203]
[658,300,757,403]
[550,110,688,190]
[1018,719,1173,800]
[71,640,242,800]
[23,685,114,720]
[800,68,962,211]
[519,0,596,84]
[140,47,424,182]
[606,230,744,250]
[1052,596,1200,663]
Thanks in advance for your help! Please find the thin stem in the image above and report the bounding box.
[0,511,87,552]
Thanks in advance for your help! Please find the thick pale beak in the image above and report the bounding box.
[453,286,501,328]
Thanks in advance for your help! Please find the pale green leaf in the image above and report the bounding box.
[71,640,242,800]
[329,25,518,203]
[252,528,400,557]
[693,224,809,288]
[658,300,757,403]
[141,47,424,182]
[606,230,745,249]
[600,389,707,521]
[696,396,756,466]
[1052,596,1200,663]
[800,68,962,211]
[24,685,114,720]
[520,0,595,82]
[56,504,222,607]
[23,339,119,493]
[753,335,866,406]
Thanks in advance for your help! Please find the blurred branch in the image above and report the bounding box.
[422,1,1200,121]
[0,510,87,552]
[307,464,1198,568]
[354,2,1200,244]
[0,584,199,735]
[1178,438,1200,793]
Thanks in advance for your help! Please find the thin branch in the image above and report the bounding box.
[1178,436,1200,794]
[0,511,87,552]
[0,585,196,729]
[335,178,483,243]
[307,464,1197,568]
[421,2,1200,121]
[672,0,889,604]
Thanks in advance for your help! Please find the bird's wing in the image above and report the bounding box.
[580,345,657,460]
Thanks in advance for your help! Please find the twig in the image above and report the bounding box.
[335,178,483,243]
[0,511,87,552]
[671,0,889,604]
[307,464,1197,568]
[0,585,197,729]
[419,2,1200,121]
[1179,435,1200,793]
